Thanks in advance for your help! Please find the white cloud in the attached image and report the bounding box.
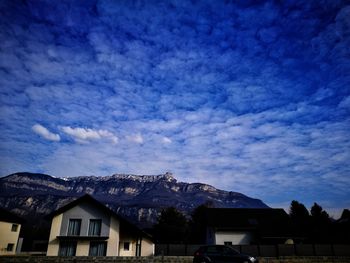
[32,124,60,141]
[98,130,119,144]
[61,126,118,144]
[126,133,144,144]
[162,136,172,144]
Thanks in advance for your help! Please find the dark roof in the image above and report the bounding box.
[206,208,289,227]
[47,194,152,240]
[0,207,25,224]
[205,208,296,238]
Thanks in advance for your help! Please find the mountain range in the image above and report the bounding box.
[0,172,268,227]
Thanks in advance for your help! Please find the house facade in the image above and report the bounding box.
[47,194,154,257]
[205,208,297,245]
[0,208,23,255]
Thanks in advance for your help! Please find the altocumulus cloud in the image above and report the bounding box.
[0,0,350,217]
[126,134,144,144]
[32,124,60,142]
[61,126,118,144]
[162,137,172,144]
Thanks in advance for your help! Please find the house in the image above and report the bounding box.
[0,208,24,255]
[205,208,300,245]
[46,194,154,257]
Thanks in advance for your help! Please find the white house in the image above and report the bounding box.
[0,208,24,255]
[205,208,296,245]
[47,194,154,256]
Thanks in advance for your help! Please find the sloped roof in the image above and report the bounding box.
[205,208,296,238]
[47,194,152,240]
[0,207,25,224]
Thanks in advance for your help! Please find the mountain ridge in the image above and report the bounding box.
[0,172,268,227]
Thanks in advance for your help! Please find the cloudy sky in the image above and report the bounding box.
[1,0,349,216]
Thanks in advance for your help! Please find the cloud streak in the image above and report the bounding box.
[61,126,118,144]
[32,124,60,142]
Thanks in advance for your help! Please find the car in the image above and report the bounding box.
[193,245,258,263]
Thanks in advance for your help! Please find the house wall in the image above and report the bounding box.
[60,202,110,236]
[76,240,90,256]
[119,238,135,256]
[0,221,21,255]
[47,214,63,256]
[106,216,120,256]
[141,238,155,256]
[118,236,154,256]
[215,231,253,245]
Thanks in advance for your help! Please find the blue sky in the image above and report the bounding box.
[0,0,349,217]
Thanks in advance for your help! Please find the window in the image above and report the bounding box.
[89,241,107,256]
[7,243,14,252]
[59,241,77,256]
[88,219,102,236]
[11,224,18,232]
[124,242,130,251]
[67,219,81,236]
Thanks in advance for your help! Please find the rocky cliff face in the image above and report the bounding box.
[0,172,268,227]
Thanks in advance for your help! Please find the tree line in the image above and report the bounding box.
[152,201,350,244]
[289,201,349,244]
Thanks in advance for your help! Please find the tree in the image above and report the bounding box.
[309,203,331,243]
[310,203,330,224]
[153,207,189,243]
[289,200,311,241]
[289,200,310,221]
[189,202,214,243]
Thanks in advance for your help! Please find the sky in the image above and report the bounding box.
[0,0,349,217]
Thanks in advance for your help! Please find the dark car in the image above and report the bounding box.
[193,245,258,263]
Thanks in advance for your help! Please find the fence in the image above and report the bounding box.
[155,244,350,257]
[0,256,193,263]
[2,256,350,263]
